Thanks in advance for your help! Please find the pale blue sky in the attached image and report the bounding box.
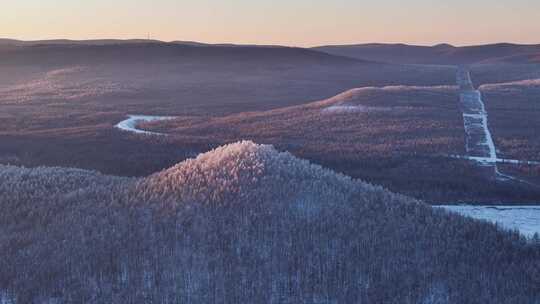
[1,0,539,46]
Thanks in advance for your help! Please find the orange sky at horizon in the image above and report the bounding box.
[1,0,539,47]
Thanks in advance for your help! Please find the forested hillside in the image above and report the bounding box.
[1,141,539,303]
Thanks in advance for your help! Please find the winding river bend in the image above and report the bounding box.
[115,115,175,135]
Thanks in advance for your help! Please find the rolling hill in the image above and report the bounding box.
[139,83,540,203]
[1,141,538,303]
[480,52,540,64]
[0,41,363,66]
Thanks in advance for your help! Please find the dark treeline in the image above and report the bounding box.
[1,141,539,303]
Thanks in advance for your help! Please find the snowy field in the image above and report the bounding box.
[437,205,540,238]
[115,115,175,135]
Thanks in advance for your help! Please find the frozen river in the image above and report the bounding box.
[437,205,540,238]
[115,115,175,135]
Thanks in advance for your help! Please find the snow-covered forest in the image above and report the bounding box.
[1,141,539,303]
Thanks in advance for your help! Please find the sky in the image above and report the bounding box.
[1,0,539,47]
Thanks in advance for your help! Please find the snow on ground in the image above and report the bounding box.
[322,105,382,114]
[380,84,457,91]
[454,69,540,183]
[437,205,540,238]
[321,84,456,114]
[322,105,364,114]
[115,115,175,135]
[343,85,456,94]
[457,69,498,164]
[450,155,540,165]
[0,290,15,304]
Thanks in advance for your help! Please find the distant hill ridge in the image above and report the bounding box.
[313,42,540,64]
[0,39,366,66]
[3,39,539,64]
[0,38,287,47]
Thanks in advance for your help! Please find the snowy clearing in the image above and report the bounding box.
[322,105,368,114]
[321,84,456,114]
[115,115,175,135]
[321,104,391,114]
[437,205,540,238]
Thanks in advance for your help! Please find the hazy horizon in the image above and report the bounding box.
[2,36,540,48]
[2,0,539,47]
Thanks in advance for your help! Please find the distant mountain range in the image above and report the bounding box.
[2,39,539,65]
[0,39,364,66]
[0,38,283,48]
[314,43,540,64]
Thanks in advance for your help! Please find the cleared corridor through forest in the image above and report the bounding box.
[456,67,499,176]
[455,68,540,186]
